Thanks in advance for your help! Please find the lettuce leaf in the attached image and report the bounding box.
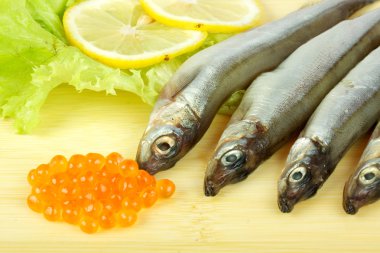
[0,0,66,132]
[0,0,236,133]
[25,0,69,42]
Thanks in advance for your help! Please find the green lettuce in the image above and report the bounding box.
[0,0,237,133]
[25,0,70,42]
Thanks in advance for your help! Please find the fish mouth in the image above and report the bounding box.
[277,184,319,213]
[203,161,246,197]
[343,198,359,215]
[138,158,177,175]
[203,169,251,197]
[204,179,222,197]
[278,197,295,213]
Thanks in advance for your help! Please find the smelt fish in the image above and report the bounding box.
[136,0,374,174]
[205,9,380,196]
[343,121,380,214]
[278,46,380,213]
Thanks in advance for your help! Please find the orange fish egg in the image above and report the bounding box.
[95,170,110,186]
[98,211,116,229]
[86,153,106,172]
[117,209,137,227]
[80,217,99,234]
[50,172,70,189]
[118,177,138,197]
[156,179,176,198]
[78,191,96,203]
[141,187,158,208]
[58,184,81,201]
[68,154,86,176]
[32,185,43,196]
[27,194,43,213]
[43,205,61,221]
[39,185,57,203]
[103,194,122,213]
[105,152,123,174]
[119,159,139,177]
[62,204,82,224]
[27,169,39,186]
[136,170,156,189]
[94,182,111,200]
[26,153,175,233]
[109,174,123,188]
[82,200,103,218]
[36,164,50,182]
[49,155,68,174]
[77,171,95,189]
[121,197,142,212]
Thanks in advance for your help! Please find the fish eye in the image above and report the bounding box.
[364,173,375,180]
[153,136,177,157]
[157,142,170,151]
[289,166,307,183]
[221,150,245,167]
[226,154,238,163]
[359,166,379,185]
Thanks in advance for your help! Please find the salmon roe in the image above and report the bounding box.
[26,152,175,234]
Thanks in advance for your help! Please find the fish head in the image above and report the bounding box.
[343,161,380,215]
[277,163,323,213]
[136,102,200,174]
[278,137,332,213]
[204,138,259,196]
[204,120,268,196]
[137,124,185,174]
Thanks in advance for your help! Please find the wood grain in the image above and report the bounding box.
[1,1,380,252]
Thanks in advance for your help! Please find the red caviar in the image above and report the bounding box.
[99,211,116,229]
[117,209,137,227]
[62,204,82,224]
[49,155,68,174]
[26,153,175,233]
[80,217,99,234]
[156,179,176,198]
[141,187,158,208]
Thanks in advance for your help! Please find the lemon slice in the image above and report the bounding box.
[63,0,207,69]
[140,0,262,33]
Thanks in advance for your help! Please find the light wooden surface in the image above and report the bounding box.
[1,1,380,252]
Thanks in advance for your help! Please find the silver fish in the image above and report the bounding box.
[343,121,380,214]
[204,9,380,196]
[277,46,380,213]
[136,0,374,174]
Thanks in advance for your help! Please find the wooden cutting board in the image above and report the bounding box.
[1,1,380,252]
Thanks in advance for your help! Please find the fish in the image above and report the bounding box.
[136,0,374,174]
[277,46,380,213]
[204,8,380,196]
[343,121,380,214]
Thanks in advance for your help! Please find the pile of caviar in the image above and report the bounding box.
[27,152,175,233]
